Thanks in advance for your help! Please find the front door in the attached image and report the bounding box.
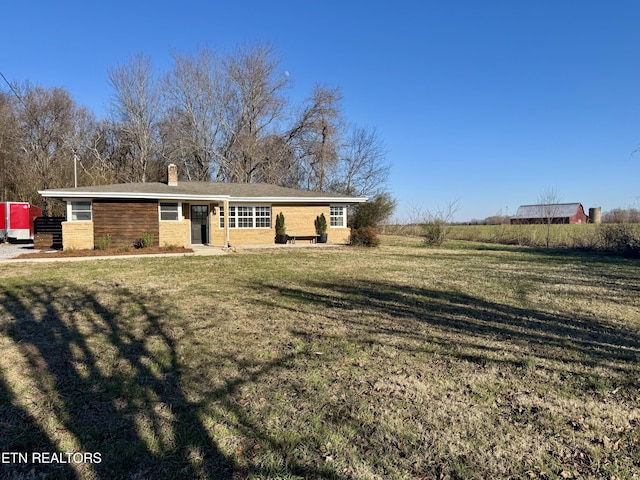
[190,205,209,244]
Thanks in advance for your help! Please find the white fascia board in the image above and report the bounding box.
[231,196,369,203]
[39,191,232,201]
[39,190,368,204]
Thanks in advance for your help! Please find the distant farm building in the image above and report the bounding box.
[510,203,588,225]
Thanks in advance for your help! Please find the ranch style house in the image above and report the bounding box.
[38,164,367,250]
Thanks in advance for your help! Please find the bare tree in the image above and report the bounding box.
[215,43,290,183]
[329,125,390,196]
[537,187,563,248]
[161,48,222,181]
[254,134,302,186]
[602,207,640,224]
[0,90,19,202]
[287,84,343,191]
[2,43,395,208]
[13,84,81,214]
[78,118,121,185]
[108,54,161,182]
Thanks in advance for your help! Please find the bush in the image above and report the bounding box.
[422,220,446,246]
[348,193,395,248]
[96,234,112,250]
[350,193,396,229]
[598,224,640,257]
[350,226,380,247]
[413,200,458,247]
[314,213,327,234]
[275,212,286,235]
[135,232,154,249]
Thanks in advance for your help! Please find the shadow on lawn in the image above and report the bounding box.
[257,278,640,383]
[0,282,342,480]
[0,283,232,480]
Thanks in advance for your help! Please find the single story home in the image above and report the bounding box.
[38,164,367,250]
[510,203,588,225]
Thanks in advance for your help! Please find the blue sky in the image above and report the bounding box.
[2,1,639,221]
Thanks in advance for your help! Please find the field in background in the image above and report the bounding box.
[382,223,640,251]
[449,224,601,248]
[1,236,639,479]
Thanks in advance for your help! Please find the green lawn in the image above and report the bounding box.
[1,236,639,479]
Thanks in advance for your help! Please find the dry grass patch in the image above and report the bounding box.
[0,237,639,479]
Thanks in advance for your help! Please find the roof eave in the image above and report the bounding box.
[38,190,368,203]
[230,196,368,203]
[38,190,231,201]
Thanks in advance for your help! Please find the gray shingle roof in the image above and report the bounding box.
[39,181,366,202]
[513,203,582,219]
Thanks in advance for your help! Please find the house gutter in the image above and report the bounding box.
[38,190,368,204]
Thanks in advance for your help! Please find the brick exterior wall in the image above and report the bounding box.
[62,221,94,250]
[159,220,190,247]
[277,205,329,237]
[209,204,351,246]
[329,227,351,244]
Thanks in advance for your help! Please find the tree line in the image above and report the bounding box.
[0,43,390,216]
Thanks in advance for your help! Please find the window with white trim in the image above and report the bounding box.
[237,206,253,228]
[255,206,271,228]
[220,205,271,229]
[70,201,92,221]
[159,202,180,221]
[330,205,346,227]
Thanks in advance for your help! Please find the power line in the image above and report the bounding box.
[0,71,28,111]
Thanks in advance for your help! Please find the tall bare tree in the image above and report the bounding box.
[215,43,289,183]
[77,118,121,185]
[13,84,81,214]
[0,91,19,202]
[288,85,343,191]
[253,134,302,186]
[108,54,161,182]
[2,43,395,211]
[161,48,223,181]
[329,125,390,196]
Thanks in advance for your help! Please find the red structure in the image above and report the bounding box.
[0,202,43,241]
[510,203,588,225]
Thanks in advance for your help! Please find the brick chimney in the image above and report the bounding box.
[167,164,178,186]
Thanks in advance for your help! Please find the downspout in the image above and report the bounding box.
[224,199,230,247]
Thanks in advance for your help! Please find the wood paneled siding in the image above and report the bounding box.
[92,199,159,248]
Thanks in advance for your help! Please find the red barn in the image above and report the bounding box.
[510,203,588,225]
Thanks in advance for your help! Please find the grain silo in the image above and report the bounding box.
[588,207,601,224]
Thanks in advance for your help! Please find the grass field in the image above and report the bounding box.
[382,223,640,253]
[1,236,639,479]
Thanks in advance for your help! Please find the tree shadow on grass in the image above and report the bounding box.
[254,278,640,384]
[0,281,344,480]
[0,283,232,479]
[0,373,78,479]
